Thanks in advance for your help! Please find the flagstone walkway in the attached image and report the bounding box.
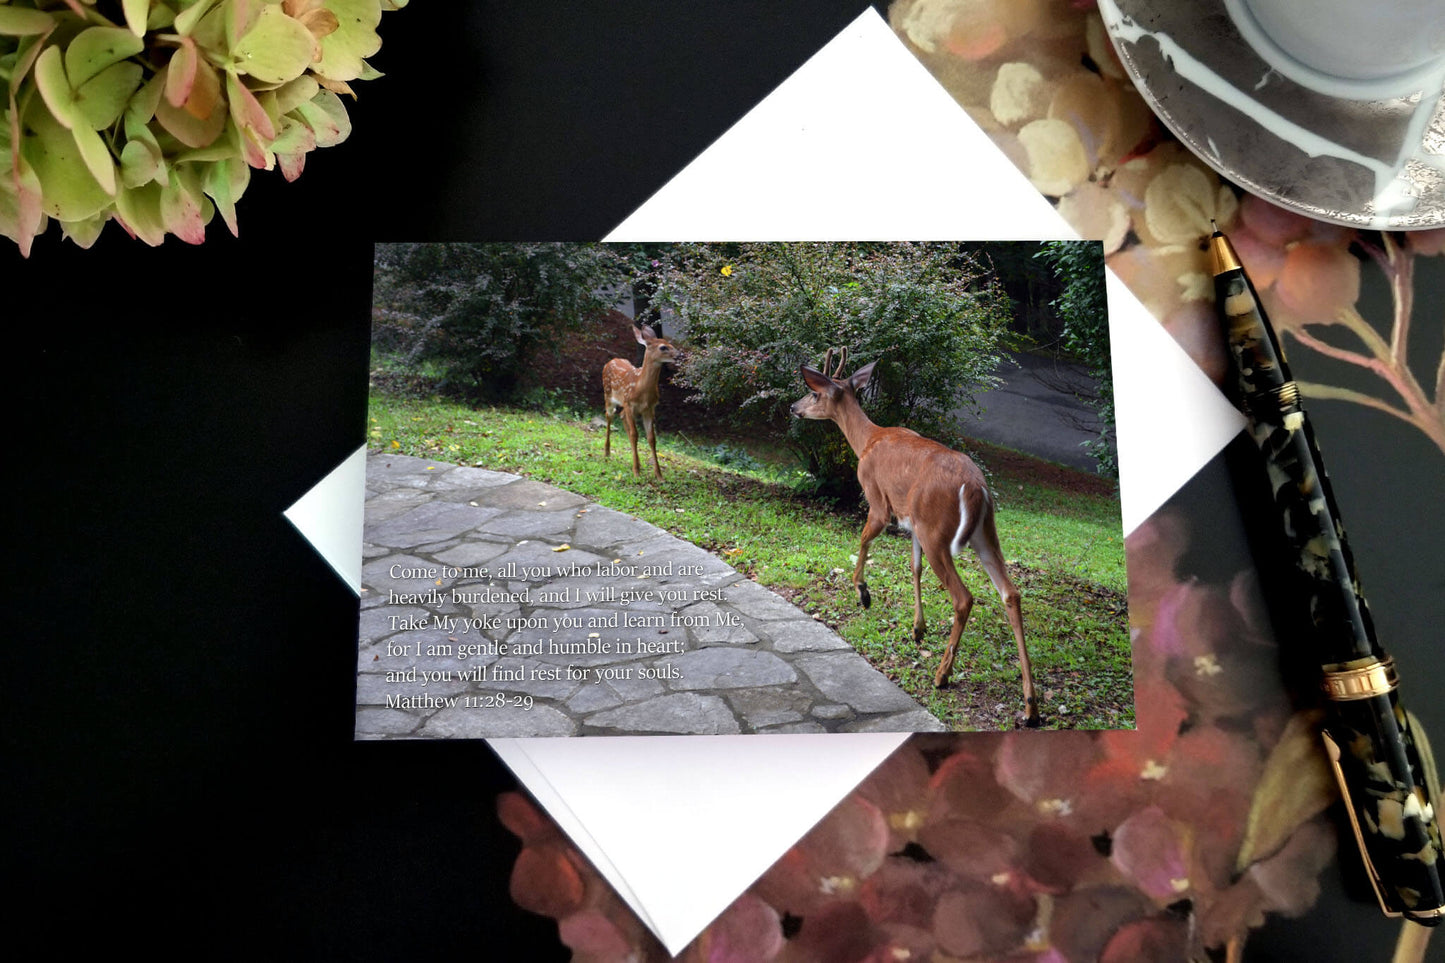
[356,453,945,737]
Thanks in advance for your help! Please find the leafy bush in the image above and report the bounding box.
[706,443,761,472]
[372,242,631,401]
[654,242,1014,497]
[1034,240,1115,476]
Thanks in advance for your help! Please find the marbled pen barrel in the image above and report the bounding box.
[1214,264,1378,665]
[1213,233,1444,924]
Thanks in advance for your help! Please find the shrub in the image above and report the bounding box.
[372,242,631,401]
[1034,240,1115,476]
[707,443,761,472]
[654,242,1014,497]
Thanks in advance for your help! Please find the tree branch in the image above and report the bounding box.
[1290,313,1445,457]
[1296,381,1410,421]
[1381,233,1414,366]
[1298,380,1445,456]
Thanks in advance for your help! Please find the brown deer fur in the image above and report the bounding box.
[602,323,680,479]
[790,355,1039,726]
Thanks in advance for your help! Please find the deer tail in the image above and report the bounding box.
[948,483,985,558]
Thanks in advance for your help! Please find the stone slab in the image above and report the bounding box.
[358,452,945,738]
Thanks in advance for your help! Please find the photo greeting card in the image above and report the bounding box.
[356,239,1130,739]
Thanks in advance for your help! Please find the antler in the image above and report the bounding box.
[820,346,849,379]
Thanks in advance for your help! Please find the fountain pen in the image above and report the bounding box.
[1209,224,1443,925]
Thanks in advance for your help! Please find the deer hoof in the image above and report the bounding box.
[857,582,871,608]
[912,623,926,643]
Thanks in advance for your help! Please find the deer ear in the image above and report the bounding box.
[635,324,658,344]
[848,361,877,393]
[800,365,834,393]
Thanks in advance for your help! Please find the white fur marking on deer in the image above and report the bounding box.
[949,484,970,557]
[789,350,1040,726]
[602,323,681,479]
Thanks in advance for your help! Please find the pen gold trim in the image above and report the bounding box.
[1210,223,1445,925]
[1321,658,1398,701]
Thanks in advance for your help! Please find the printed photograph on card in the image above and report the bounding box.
[357,241,1129,737]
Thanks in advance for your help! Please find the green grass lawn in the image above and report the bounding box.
[368,391,1133,730]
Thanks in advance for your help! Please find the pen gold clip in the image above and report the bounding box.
[1321,730,1399,919]
[1320,709,1445,923]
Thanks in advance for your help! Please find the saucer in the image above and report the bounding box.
[1098,0,1445,230]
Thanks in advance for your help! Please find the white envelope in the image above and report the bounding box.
[290,7,1243,954]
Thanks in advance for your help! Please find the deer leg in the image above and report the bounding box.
[623,408,641,476]
[643,412,661,479]
[925,546,974,688]
[603,397,614,458]
[971,515,1039,727]
[852,512,888,609]
[911,533,926,642]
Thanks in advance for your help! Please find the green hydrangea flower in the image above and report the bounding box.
[0,0,406,255]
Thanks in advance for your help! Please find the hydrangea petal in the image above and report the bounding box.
[64,27,145,88]
[70,123,116,197]
[174,0,222,36]
[59,212,105,248]
[313,0,383,81]
[233,5,317,85]
[122,0,151,36]
[119,137,162,188]
[1235,711,1335,871]
[160,172,207,244]
[165,40,199,108]
[1,109,46,255]
[201,156,248,235]
[296,89,350,147]
[0,6,55,36]
[115,180,167,245]
[154,70,227,149]
[1110,806,1190,901]
[74,62,143,131]
[33,46,81,130]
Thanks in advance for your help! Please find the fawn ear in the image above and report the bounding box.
[635,324,657,344]
[847,361,877,393]
[800,365,834,393]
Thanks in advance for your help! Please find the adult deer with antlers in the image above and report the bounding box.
[790,349,1039,727]
[602,323,681,479]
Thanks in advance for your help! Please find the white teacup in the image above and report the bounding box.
[1223,0,1445,99]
